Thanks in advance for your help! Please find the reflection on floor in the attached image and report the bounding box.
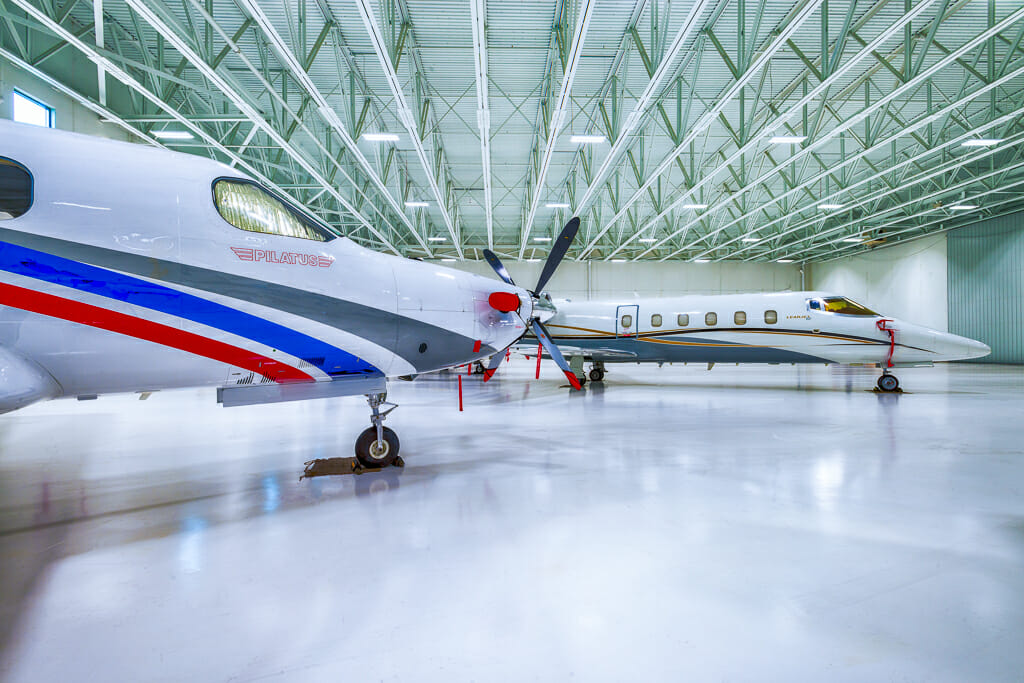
[1,361,1023,681]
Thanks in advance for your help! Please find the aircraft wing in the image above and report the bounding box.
[509,341,638,361]
[0,347,62,414]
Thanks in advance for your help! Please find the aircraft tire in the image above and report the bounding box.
[589,368,605,382]
[877,374,899,392]
[355,426,400,468]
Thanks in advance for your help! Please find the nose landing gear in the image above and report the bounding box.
[875,318,901,393]
[355,392,404,469]
[588,361,606,382]
[876,373,900,393]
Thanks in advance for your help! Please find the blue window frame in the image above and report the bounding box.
[12,91,55,128]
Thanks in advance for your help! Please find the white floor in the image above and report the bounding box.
[1,360,1023,682]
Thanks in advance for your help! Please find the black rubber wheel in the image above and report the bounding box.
[576,375,587,387]
[877,374,899,392]
[589,368,605,382]
[355,426,400,468]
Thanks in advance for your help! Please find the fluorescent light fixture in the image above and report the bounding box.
[639,238,657,243]
[950,204,978,210]
[841,238,863,243]
[363,132,399,142]
[441,258,457,262]
[545,202,570,208]
[680,203,708,210]
[769,135,806,144]
[570,134,607,144]
[961,139,1002,147]
[777,259,794,263]
[428,237,446,242]
[533,237,552,242]
[611,258,627,263]
[741,237,761,243]
[405,201,429,208]
[694,258,710,263]
[526,258,540,262]
[819,203,844,210]
[152,130,193,140]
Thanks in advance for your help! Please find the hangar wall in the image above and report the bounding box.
[0,56,129,139]
[948,211,1024,364]
[446,260,802,300]
[808,234,948,331]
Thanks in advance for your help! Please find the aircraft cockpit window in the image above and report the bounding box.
[821,296,878,316]
[764,309,778,324]
[677,314,689,327]
[214,179,334,242]
[651,314,662,327]
[0,158,32,220]
[705,312,717,326]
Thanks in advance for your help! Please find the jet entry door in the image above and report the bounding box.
[616,304,639,337]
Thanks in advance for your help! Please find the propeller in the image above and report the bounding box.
[481,217,582,390]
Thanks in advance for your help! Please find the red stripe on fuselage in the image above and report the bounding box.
[0,282,314,384]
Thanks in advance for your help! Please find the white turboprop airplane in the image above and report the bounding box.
[0,120,582,467]
[500,292,990,391]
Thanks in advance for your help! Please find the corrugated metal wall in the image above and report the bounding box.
[948,211,1024,363]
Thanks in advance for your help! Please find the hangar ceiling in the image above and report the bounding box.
[2,0,1024,263]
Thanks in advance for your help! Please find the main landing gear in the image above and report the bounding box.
[354,392,404,470]
[588,361,606,382]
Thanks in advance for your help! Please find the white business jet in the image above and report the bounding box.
[0,120,577,467]
[506,292,990,391]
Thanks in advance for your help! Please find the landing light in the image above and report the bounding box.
[153,130,193,140]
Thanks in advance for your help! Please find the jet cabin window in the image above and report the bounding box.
[651,314,662,327]
[677,314,689,327]
[734,311,747,325]
[810,296,878,316]
[705,312,717,326]
[0,158,31,220]
[214,179,333,242]
[764,310,778,324]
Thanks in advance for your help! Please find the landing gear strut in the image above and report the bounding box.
[355,392,403,469]
[875,318,901,393]
[588,361,606,382]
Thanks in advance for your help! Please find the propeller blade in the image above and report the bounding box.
[482,249,515,286]
[481,345,510,382]
[531,320,581,390]
[533,216,580,295]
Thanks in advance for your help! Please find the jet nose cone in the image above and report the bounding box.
[966,339,991,359]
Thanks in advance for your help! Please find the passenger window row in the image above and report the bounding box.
[646,310,779,327]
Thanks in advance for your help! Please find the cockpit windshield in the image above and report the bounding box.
[814,296,878,316]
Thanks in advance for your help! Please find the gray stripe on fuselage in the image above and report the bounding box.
[0,228,492,372]
[536,334,834,364]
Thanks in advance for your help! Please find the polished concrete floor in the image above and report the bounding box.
[1,360,1023,682]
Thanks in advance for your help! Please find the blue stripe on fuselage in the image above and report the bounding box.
[0,240,380,376]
